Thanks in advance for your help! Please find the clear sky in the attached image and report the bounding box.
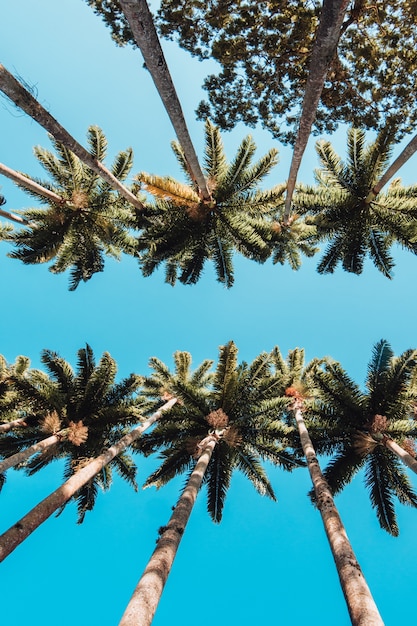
[1,2,417,625]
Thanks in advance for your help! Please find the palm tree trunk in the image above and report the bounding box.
[0,64,145,211]
[0,430,66,474]
[117,0,211,200]
[118,436,217,626]
[283,0,349,220]
[366,133,417,202]
[0,207,28,226]
[0,417,28,433]
[0,162,65,206]
[293,401,384,626]
[0,398,176,562]
[384,437,417,474]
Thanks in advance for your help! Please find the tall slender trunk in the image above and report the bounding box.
[118,437,217,626]
[0,430,66,474]
[0,64,145,211]
[293,401,384,626]
[0,162,65,206]
[366,133,417,202]
[0,398,176,562]
[0,208,28,226]
[284,0,349,220]
[0,417,28,433]
[118,0,211,200]
[384,437,417,474]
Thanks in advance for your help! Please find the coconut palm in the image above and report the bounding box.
[6,127,140,290]
[0,64,144,210]
[270,346,383,626]
[137,119,283,287]
[120,342,301,626]
[294,128,417,277]
[310,339,417,536]
[283,0,350,219]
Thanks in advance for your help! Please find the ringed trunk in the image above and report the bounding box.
[118,437,217,626]
[0,64,144,211]
[293,402,384,626]
[0,398,176,561]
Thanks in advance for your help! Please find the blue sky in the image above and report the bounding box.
[1,1,417,624]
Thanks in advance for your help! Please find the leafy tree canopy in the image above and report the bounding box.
[85,0,417,143]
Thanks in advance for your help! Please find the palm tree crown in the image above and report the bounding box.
[1,345,143,521]
[138,341,302,522]
[310,339,417,535]
[6,127,139,290]
[137,120,283,287]
[294,128,417,278]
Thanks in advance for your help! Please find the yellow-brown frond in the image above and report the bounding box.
[137,172,200,206]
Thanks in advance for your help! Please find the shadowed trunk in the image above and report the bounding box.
[0,64,144,211]
[0,417,29,433]
[0,398,176,561]
[118,0,211,200]
[118,437,217,626]
[293,401,384,626]
[284,0,349,220]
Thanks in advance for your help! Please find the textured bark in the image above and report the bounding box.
[118,0,211,200]
[284,0,350,219]
[0,398,176,561]
[0,417,28,433]
[0,64,144,211]
[384,437,417,474]
[0,162,64,206]
[294,402,384,626]
[366,132,417,201]
[118,437,217,626]
[0,431,65,474]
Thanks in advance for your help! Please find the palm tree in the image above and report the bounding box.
[270,346,384,626]
[117,0,211,200]
[0,64,144,210]
[5,127,140,290]
[0,345,142,521]
[0,347,214,560]
[283,0,350,219]
[119,342,301,626]
[294,128,417,277]
[310,339,417,536]
[0,397,176,562]
[137,119,282,287]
